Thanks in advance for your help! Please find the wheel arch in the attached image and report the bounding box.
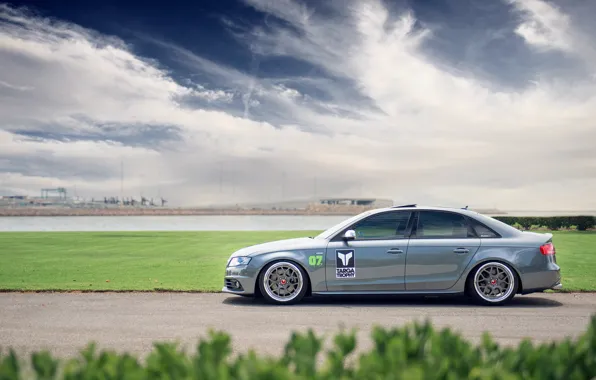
[464,258,524,295]
[254,258,313,298]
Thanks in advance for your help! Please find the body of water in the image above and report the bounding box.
[0,215,350,232]
[1,210,594,232]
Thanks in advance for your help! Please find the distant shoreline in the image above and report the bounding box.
[0,206,508,217]
[1,207,594,217]
[0,207,368,217]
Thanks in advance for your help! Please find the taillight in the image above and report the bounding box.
[540,242,555,255]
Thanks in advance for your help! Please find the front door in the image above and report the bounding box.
[405,210,480,291]
[325,210,413,292]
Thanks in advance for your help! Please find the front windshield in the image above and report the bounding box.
[314,209,376,240]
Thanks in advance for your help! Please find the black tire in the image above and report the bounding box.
[258,260,309,305]
[467,261,518,306]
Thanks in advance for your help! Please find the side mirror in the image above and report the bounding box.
[343,230,356,241]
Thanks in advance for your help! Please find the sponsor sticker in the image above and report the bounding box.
[336,249,355,278]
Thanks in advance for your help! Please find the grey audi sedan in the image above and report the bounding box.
[222,205,562,305]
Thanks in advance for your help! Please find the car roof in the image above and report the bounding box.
[315,204,523,240]
[370,204,499,219]
[368,204,522,237]
[374,204,472,213]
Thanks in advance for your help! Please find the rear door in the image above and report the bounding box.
[325,210,413,292]
[405,210,480,291]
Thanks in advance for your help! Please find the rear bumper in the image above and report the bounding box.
[520,265,562,294]
[550,281,563,290]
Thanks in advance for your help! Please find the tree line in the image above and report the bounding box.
[493,215,595,231]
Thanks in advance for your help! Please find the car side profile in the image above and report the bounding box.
[222,205,562,305]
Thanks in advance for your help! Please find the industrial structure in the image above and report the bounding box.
[0,187,398,216]
[0,187,168,210]
[41,187,67,200]
[318,198,393,207]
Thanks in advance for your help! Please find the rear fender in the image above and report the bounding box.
[451,247,524,292]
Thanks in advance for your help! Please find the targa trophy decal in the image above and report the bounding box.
[336,249,355,278]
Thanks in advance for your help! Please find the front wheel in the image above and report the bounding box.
[258,261,308,305]
[467,261,518,306]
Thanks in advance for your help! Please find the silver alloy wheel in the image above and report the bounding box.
[262,262,303,303]
[473,262,515,303]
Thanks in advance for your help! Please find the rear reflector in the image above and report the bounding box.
[540,242,556,255]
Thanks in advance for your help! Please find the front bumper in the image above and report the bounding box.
[222,265,257,295]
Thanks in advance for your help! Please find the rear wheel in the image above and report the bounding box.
[468,261,518,306]
[258,261,308,305]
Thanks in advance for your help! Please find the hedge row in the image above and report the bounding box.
[2,316,595,379]
[493,215,595,231]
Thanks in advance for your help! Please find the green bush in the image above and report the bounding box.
[493,216,595,231]
[2,316,595,379]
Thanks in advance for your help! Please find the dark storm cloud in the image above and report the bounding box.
[9,124,184,149]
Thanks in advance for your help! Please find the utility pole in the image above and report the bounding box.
[120,158,124,207]
[157,168,160,199]
[219,162,223,193]
[281,171,286,200]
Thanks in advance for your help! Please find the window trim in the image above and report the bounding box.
[409,210,480,240]
[330,210,415,242]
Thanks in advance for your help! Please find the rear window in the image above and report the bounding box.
[470,220,499,238]
[468,213,520,236]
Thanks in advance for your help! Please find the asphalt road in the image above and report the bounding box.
[1,292,595,359]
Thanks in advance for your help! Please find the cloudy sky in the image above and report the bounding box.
[1,0,595,209]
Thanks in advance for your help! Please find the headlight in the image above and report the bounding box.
[227,256,251,267]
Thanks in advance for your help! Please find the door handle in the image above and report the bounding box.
[387,248,404,254]
[453,248,469,254]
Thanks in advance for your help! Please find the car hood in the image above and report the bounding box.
[229,237,324,257]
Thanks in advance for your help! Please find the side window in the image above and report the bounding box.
[416,211,474,239]
[350,211,412,240]
[469,219,500,238]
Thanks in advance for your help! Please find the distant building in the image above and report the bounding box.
[0,195,29,200]
[318,198,393,207]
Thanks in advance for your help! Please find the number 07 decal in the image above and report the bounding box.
[308,255,323,266]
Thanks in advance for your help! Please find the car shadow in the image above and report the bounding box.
[222,294,563,308]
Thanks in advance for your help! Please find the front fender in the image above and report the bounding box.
[251,249,327,292]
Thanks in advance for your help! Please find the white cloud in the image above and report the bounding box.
[0,0,595,209]
[509,0,596,68]
[509,0,573,52]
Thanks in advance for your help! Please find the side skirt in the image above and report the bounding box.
[312,290,465,296]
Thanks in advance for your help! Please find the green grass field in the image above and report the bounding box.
[0,230,594,292]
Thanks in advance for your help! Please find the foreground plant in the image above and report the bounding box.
[1,315,595,379]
